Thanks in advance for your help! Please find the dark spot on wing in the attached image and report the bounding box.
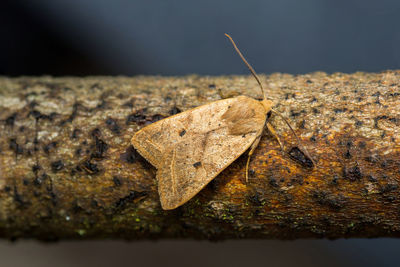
[193,161,202,168]
[179,129,186,137]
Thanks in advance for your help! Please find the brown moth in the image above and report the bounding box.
[131,33,311,210]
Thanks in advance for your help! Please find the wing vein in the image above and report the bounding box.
[170,148,177,195]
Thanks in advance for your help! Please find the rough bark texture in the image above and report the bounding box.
[0,72,399,240]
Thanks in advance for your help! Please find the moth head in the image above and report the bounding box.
[260,99,273,113]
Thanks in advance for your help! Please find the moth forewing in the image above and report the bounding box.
[156,98,267,210]
[131,98,237,163]
[132,96,267,210]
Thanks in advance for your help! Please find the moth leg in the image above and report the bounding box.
[245,130,263,183]
[266,122,284,152]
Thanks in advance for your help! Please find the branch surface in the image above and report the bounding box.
[0,73,399,240]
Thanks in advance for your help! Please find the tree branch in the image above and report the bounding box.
[0,72,399,240]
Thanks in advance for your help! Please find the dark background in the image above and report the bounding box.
[1,1,400,266]
[2,0,400,76]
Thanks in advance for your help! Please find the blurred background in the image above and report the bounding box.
[1,0,400,266]
[2,0,400,76]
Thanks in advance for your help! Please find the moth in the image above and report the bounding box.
[131,34,312,210]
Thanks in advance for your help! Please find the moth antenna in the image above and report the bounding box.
[225,33,267,100]
[270,109,316,167]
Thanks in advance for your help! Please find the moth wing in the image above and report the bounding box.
[131,97,240,169]
[157,126,263,210]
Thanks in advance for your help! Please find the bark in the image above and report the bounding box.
[0,72,399,241]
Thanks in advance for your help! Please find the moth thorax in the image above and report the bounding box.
[260,99,273,113]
